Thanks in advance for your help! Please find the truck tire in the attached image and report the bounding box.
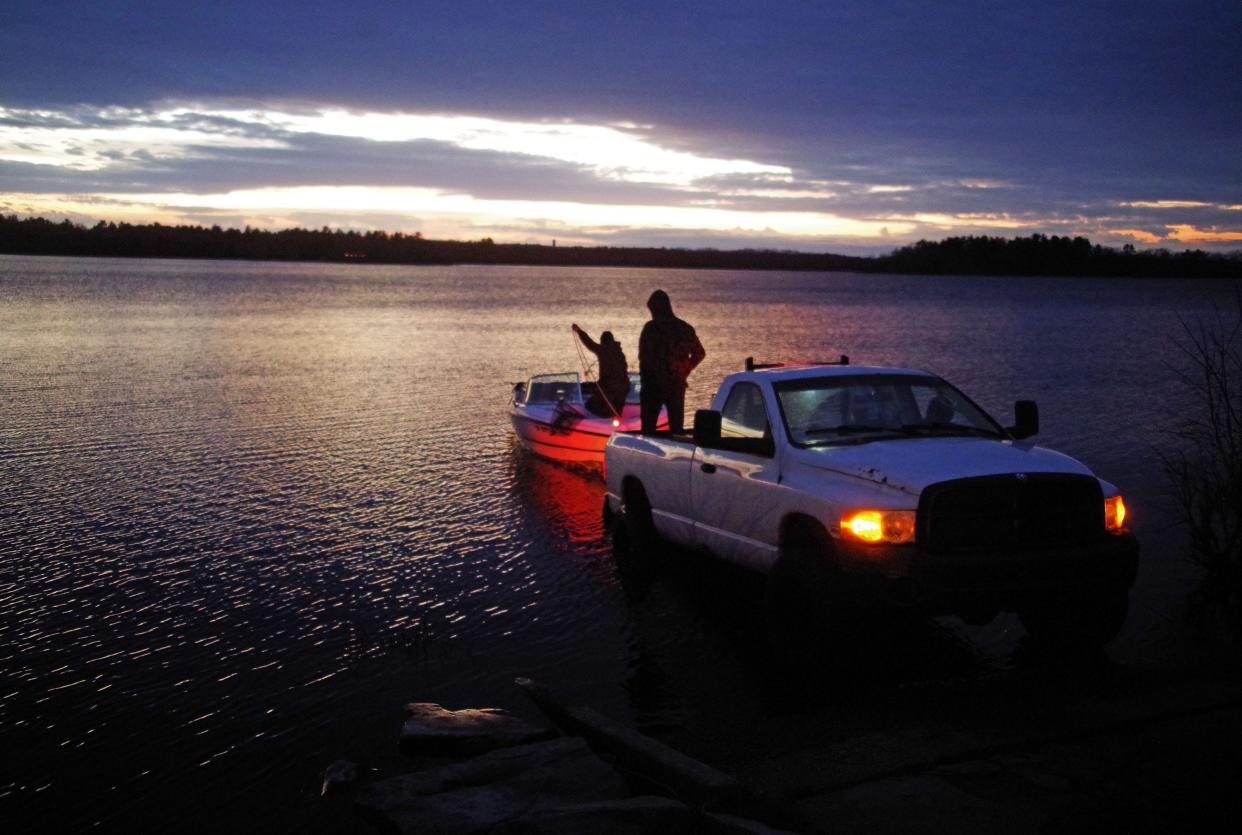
[609,509,641,563]
[1018,587,1129,655]
[611,482,660,564]
[609,498,660,598]
[765,525,864,665]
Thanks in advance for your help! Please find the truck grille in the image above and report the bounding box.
[918,474,1104,554]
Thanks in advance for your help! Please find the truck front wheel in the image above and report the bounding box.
[610,482,660,565]
[765,525,864,663]
[609,506,661,599]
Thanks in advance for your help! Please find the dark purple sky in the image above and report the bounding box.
[3,0,1240,251]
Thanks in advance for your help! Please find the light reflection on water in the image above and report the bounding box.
[0,255,1235,828]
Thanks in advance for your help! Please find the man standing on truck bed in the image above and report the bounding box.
[639,289,706,434]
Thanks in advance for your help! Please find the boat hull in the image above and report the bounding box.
[510,404,659,465]
[510,413,611,463]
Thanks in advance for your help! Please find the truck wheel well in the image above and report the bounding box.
[621,477,651,516]
[779,514,831,554]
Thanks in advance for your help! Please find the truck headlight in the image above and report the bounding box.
[1104,495,1127,533]
[841,509,916,544]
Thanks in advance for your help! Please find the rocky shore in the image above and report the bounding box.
[317,661,1242,834]
[319,679,800,834]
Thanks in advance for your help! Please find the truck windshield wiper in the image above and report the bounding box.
[804,423,915,436]
[801,423,1004,446]
[900,424,1004,438]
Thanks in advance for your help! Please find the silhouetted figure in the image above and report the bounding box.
[572,324,629,418]
[638,290,705,434]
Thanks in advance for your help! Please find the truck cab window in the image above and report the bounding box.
[720,383,770,440]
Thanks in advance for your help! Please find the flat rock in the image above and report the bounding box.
[796,773,1037,835]
[494,796,695,834]
[401,702,553,756]
[356,737,629,835]
[703,812,804,835]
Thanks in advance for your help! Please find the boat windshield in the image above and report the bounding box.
[522,372,644,407]
[625,372,642,405]
[524,373,583,405]
[774,374,1005,447]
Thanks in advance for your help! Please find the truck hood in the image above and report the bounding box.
[791,437,1094,495]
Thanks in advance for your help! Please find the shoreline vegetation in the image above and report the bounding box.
[2,214,1240,278]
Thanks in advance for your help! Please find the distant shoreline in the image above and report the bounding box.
[3,215,1240,279]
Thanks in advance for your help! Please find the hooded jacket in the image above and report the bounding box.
[638,290,705,392]
[575,329,629,411]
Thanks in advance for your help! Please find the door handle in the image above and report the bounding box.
[700,463,717,474]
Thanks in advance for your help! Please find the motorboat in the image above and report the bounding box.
[509,372,665,465]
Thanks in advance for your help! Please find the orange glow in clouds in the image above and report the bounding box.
[1113,229,1166,245]
[1114,226,1242,245]
[1166,225,1242,243]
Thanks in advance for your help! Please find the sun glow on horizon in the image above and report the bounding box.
[10,185,907,239]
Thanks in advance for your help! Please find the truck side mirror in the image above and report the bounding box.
[1008,400,1039,439]
[694,410,722,447]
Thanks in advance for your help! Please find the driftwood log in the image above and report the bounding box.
[515,676,741,807]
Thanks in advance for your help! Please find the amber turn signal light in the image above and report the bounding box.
[1105,495,1127,532]
[841,509,916,544]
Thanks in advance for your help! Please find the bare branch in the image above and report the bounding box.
[1163,288,1242,639]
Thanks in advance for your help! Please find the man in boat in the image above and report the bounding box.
[572,324,630,419]
[638,289,706,434]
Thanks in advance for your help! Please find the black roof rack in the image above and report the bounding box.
[744,355,849,372]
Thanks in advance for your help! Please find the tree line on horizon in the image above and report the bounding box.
[1,214,1239,278]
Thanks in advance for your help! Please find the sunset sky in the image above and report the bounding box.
[3,1,1240,253]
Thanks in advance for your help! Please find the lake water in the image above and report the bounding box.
[0,254,1236,829]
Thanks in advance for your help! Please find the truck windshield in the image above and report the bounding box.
[774,374,1005,447]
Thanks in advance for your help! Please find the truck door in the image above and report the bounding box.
[690,382,782,572]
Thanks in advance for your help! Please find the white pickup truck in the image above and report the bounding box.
[603,359,1139,650]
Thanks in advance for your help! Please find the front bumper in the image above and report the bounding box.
[836,532,1140,615]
